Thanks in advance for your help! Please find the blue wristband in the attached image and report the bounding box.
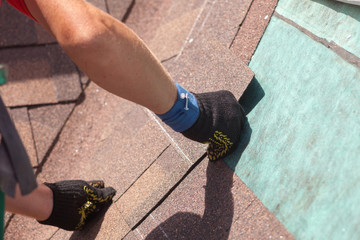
[157,83,200,132]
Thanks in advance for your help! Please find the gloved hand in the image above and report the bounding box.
[182,90,246,161]
[38,180,116,231]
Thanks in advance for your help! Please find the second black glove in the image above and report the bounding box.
[182,90,246,161]
[38,180,116,231]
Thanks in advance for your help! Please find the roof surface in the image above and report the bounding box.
[1,0,294,239]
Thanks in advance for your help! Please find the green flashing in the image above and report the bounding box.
[226,16,360,240]
[276,0,360,59]
[0,65,8,85]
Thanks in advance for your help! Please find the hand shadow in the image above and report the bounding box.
[144,160,235,240]
[144,77,264,239]
[239,77,265,116]
[144,119,253,240]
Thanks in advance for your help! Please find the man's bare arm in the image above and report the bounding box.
[24,0,177,114]
[23,0,246,162]
[6,184,53,221]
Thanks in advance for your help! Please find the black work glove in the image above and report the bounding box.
[38,180,116,231]
[182,90,246,161]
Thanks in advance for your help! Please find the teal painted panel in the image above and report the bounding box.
[226,16,360,240]
[276,0,360,59]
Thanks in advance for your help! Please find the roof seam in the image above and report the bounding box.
[274,11,360,69]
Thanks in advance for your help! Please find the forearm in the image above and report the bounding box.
[63,11,176,114]
[24,0,177,114]
[5,184,53,221]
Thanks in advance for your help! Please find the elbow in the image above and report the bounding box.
[56,23,106,53]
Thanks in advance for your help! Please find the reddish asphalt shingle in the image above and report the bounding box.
[0,1,55,47]
[0,45,81,107]
[163,36,253,100]
[87,0,108,12]
[107,0,134,21]
[117,145,192,228]
[231,0,278,64]
[9,107,38,167]
[129,160,293,239]
[4,214,58,240]
[126,0,204,61]
[185,0,253,49]
[28,103,75,164]
[2,0,294,239]
[148,8,202,61]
